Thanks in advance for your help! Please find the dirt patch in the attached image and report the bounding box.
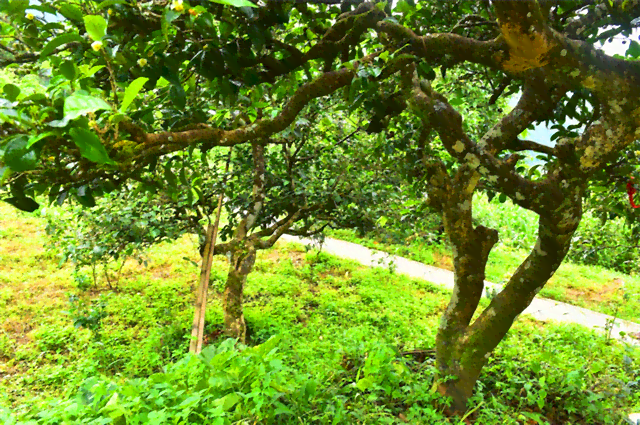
[287,250,306,267]
[261,249,283,264]
[433,251,453,271]
[564,278,623,303]
[1,318,33,345]
[151,268,174,279]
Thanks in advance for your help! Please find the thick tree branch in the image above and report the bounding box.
[377,20,506,71]
[463,203,581,366]
[401,65,559,215]
[256,210,302,249]
[124,57,376,159]
[479,78,565,156]
[506,139,555,156]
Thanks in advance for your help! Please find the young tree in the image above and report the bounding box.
[205,108,369,343]
[2,0,640,414]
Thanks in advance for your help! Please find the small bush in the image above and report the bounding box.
[566,215,639,274]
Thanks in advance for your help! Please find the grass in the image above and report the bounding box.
[327,194,640,324]
[0,203,639,424]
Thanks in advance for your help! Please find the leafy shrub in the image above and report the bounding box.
[474,193,538,250]
[566,214,640,275]
[67,295,108,339]
[33,324,79,354]
[44,192,192,288]
[475,193,640,274]
[19,336,316,425]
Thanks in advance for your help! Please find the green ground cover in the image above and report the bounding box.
[0,204,638,424]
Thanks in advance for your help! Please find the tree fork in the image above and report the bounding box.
[436,196,581,412]
[435,189,499,412]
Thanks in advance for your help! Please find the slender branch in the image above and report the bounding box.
[0,42,81,67]
[124,56,377,159]
[506,139,555,156]
[488,77,511,105]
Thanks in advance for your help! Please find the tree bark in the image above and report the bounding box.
[435,224,499,411]
[435,189,582,412]
[434,178,499,412]
[222,247,256,343]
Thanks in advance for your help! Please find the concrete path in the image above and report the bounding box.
[280,235,640,347]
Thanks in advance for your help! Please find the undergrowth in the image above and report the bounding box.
[0,203,637,423]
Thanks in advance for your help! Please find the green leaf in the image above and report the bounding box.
[626,40,640,59]
[47,184,61,205]
[356,377,375,391]
[58,4,84,22]
[26,131,57,149]
[69,128,116,165]
[84,15,107,41]
[219,21,234,38]
[97,0,128,9]
[75,187,96,208]
[64,94,111,121]
[59,60,77,80]
[5,0,28,15]
[119,77,149,113]
[418,62,436,80]
[165,9,180,24]
[56,190,68,206]
[80,65,105,78]
[4,135,37,171]
[3,196,39,212]
[214,393,241,411]
[210,0,258,7]
[169,84,186,110]
[40,33,84,58]
[2,84,20,102]
[0,166,11,186]
[164,166,177,188]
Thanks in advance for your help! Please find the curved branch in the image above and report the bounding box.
[401,64,560,216]
[507,139,555,156]
[124,56,376,159]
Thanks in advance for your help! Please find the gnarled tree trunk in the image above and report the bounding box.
[435,190,582,412]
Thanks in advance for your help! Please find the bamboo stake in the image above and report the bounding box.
[189,149,232,354]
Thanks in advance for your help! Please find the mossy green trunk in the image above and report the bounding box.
[432,178,582,413]
[436,216,579,413]
[435,217,498,412]
[223,267,249,343]
[222,248,256,344]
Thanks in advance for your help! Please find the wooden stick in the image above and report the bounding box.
[189,222,214,354]
[189,149,233,354]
